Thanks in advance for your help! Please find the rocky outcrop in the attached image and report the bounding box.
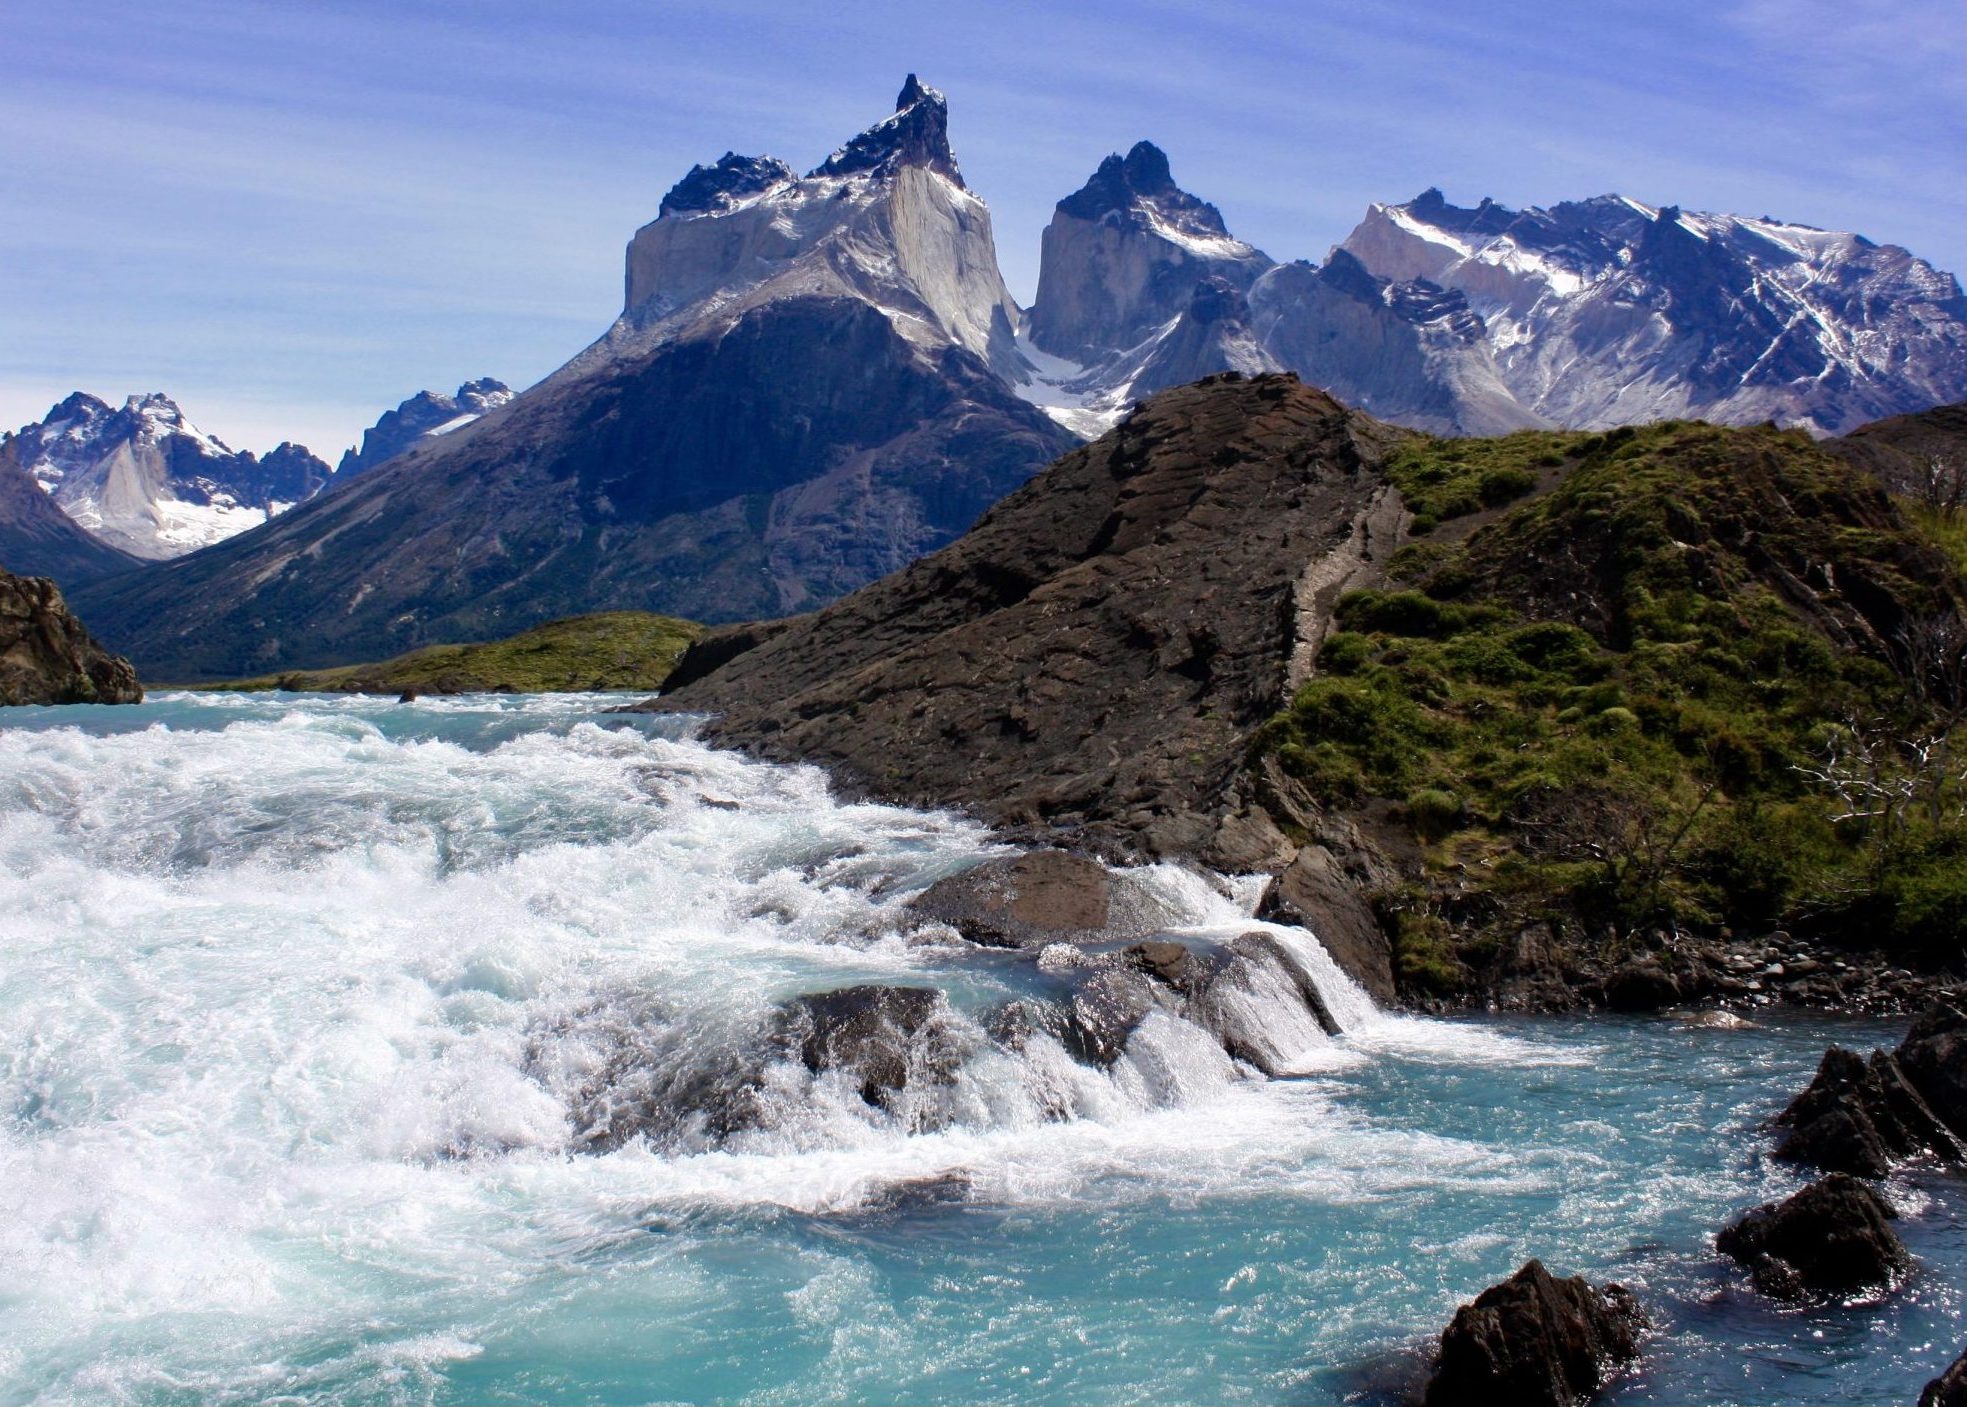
[1776,1045,1965,1177]
[1922,1345,1967,1407]
[0,569,141,705]
[651,374,1410,992]
[1898,991,1967,1135]
[1422,1260,1645,1407]
[1717,1173,1910,1298]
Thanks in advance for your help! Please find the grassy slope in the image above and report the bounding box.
[203,612,701,695]
[1253,421,1967,991]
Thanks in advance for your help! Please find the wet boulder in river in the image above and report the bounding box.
[1717,1173,1910,1298]
[780,985,959,1110]
[908,850,1114,948]
[1423,1259,1646,1407]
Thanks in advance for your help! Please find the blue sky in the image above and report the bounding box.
[4,0,1963,458]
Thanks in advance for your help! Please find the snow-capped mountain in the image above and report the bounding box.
[10,393,331,560]
[1340,189,1967,434]
[67,78,1967,679]
[336,378,513,479]
[1018,144,1545,436]
[75,77,1074,680]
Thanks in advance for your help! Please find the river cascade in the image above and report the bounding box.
[2,693,1962,1406]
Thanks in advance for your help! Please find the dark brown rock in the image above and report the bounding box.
[781,985,956,1110]
[1716,1173,1910,1298]
[1898,992,1967,1138]
[1921,1343,1967,1407]
[907,851,1114,949]
[0,569,141,705]
[1194,930,1345,1074]
[1257,842,1396,1002]
[1423,1259,1645,1407]
[1776,1046,1965,1176]
[1604,959,1682,1012]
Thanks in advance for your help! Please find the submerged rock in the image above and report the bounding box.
[1423,1259,1645,1407]
[1717,1173,1910,1298]
[780,985,958,1110]
[1195,930,1343,1075]
[1922,1344,1967,1407]
[0,569,141,705]
[908,851,1114,949]
[1776,1045,1965,1177]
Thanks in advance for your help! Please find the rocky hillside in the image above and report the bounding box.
[0,569,142,705]
[657,375,1967,1007]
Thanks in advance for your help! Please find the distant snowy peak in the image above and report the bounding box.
[1342,189,1967,434]
[1028,141,1271,364]
[336,378,514,480]
[9,392,332,560]
[618,76,1022,378]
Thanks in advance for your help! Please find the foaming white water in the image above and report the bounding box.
[0,695,1596,1403]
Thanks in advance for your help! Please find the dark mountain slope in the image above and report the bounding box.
[74,299,1068,680]
[0,438,143,588]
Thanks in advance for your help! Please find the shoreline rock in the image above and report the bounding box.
[1422,1259,1645,1407]
[1716,1173,1910,1299]
[0,569,141,706]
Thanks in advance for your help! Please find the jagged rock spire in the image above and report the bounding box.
[810,74,961,184]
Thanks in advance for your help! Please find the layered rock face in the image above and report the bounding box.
[335,378,513,480]
[1028,141,1272,363]
[72,78,1075,680]
[1341,189,1967,434]
[0,569,141,705]
[10,392,330,560]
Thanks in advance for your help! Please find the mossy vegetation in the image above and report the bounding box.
[1255,420,1967,978]
[204,612,702,695]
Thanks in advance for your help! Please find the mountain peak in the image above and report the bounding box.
[659,152,796,218]
[1055,141,1230,240]
[810,74,959,184]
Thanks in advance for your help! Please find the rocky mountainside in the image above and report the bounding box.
[1341,189,1967,435]
[0,567,141,705]
[0,436,142,587]
[9,392,331,559]
[335,378,513,479]
[73,78,1075,681]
